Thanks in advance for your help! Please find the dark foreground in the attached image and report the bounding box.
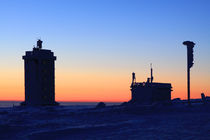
[0,103,210,140]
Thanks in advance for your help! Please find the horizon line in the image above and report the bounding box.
[0,100,125,103]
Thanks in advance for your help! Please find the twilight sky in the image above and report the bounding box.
[0,0,210,102]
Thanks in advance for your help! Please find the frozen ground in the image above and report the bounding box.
[0,103,210,140]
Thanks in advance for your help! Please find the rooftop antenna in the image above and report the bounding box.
[37,39,43,49]
[132,72,136,84]
[150,63,153,83]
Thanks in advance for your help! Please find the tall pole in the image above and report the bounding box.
[183,41,195,106]
[187,55,190,105]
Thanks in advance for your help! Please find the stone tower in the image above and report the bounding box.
[21,40,58,106]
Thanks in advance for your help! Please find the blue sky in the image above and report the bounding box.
[0,0,210,100]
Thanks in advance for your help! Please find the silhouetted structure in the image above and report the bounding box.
[183,41,195,106]
[21,40,59,106]
[130,65,172,104]
[201,93,207,105]
[96,102,106,109]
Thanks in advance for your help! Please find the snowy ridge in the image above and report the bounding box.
[0,103,210,140]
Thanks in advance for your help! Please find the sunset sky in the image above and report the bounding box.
[0,0,210,102]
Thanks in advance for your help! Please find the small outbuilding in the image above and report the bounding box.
[130,65,172,104]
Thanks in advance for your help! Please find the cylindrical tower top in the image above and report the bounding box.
[37,39,43,49]
[183,41,195,47]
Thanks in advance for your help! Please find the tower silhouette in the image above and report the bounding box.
[183,41,195,106]
[21,40,58,106]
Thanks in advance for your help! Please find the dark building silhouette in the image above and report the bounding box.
[130,65,172,104]
[21,40,58,106]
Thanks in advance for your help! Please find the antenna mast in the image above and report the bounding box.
[132,72,136,84]
[37,39,43,49]
[150,63,153,83]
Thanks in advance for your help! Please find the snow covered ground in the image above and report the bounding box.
[0,103,209,140]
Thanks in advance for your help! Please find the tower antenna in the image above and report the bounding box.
[132,72,136,84]
[37,39,43,49]
[150,63,153,83]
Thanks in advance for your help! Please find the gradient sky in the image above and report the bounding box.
[0,0,210,102]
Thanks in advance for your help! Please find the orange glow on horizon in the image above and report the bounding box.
[0,67,209,102]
